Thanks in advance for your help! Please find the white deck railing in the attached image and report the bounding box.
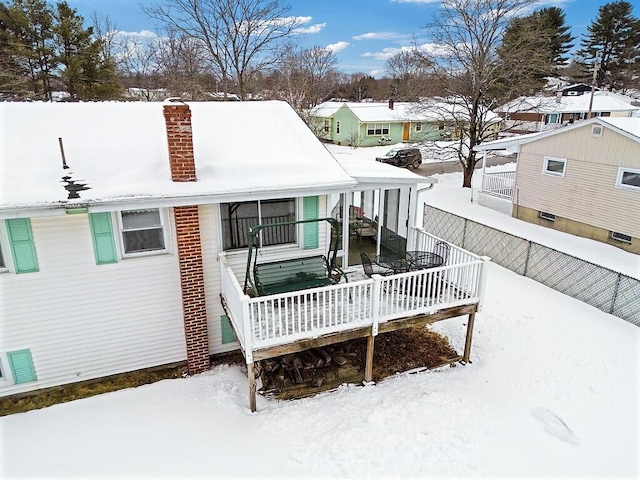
[220,229,489,362]
[480,170,516,199]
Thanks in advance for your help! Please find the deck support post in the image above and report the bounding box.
[365,335,375,382]
[247,361,256,412]
[462,312,476,363]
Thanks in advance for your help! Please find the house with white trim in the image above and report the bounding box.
[309,100,502,147]
[475,117,640,254]
[497,91,640,134]
[0,100,488,410]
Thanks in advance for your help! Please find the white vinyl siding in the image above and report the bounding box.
[515,123,640,238]
[0,214,186,397]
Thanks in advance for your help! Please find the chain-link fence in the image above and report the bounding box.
[423,205,640,326]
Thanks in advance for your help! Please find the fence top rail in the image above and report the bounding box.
[413,227,483,262]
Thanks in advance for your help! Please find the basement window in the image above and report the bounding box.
[538,211,556,221]
[611,232,632,244]
[119,209,167,255]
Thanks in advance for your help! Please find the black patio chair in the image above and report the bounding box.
[434,241,450,265]
[360,252,393,277]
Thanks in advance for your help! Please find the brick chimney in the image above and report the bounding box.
[163,102,197,182]
[163,101,210,375]
[388,99,394,110]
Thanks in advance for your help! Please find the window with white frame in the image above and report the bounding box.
[366,123,390,136]
[545,113,560,124]
[220,198,296,250]
[415,122,422,132]
[323,119,330,133]
[119,209,167,255]
[615,167,640,192]
[539,211,556,221]
[542,156,567,177]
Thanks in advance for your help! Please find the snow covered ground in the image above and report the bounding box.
[2,166,639,479]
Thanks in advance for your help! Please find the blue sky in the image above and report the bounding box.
[70,0,621,77]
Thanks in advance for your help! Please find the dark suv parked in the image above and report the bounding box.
[375,148,422,169]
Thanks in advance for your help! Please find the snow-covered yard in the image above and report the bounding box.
[1,166,639,478]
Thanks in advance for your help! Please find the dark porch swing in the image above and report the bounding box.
[243,217,347,296]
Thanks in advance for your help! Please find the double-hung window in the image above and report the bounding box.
[119,209,167,255]
[542,156,567,177]
[323,119,330,133]
[366,123,390,136]
[415,122,422,132]
[615,167,640,192]
[221,198,296,250]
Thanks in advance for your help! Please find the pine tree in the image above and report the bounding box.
[53,1,116,100]
[497,6,574,96]
[577,0,640,91]
[0,0,56,99]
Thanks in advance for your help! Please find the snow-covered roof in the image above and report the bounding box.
[311,100,501,123]
[0,101,359,213]
[474,117,640,152]
[499,91,640,114]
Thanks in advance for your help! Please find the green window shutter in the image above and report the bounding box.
[7,349,37,384]
[89,213,117,264]
[302,196,319,249]
[220,315,237,344]
[5,218,39,273]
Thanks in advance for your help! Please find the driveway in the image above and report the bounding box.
[415,154,516,177]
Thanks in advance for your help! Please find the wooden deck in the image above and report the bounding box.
[220,229,489,411]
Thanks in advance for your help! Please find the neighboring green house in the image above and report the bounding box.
[309,100,501,147]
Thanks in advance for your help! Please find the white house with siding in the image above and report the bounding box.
[474,117,640,254]
[0,100,446,398]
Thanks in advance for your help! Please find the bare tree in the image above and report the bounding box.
[418,0,537,187]
[143,0,299,100]
[156,30,212,100]
[266,45,339,117]
[385,47,437,101]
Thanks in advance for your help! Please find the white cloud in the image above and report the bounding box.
[294,23,326,34]
[361,42,447,61]
[113,30,159,42]
[352,32,411,41]
[327,41,350,53]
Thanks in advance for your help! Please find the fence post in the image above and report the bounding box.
[523,240,532,277]
[462,217,468,250]
[477,256,491,311]
[610,273,621,315]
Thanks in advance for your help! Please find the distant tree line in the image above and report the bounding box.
[0,0,638,190]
